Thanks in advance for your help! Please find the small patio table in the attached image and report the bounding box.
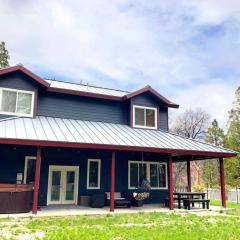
[173,192,206,209]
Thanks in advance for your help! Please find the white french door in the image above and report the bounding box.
[47,166,79,205]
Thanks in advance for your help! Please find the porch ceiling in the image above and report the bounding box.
[0,116,237,159]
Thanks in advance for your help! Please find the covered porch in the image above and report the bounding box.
[0,145,170,214]
[0,144,234,214]
[0,116,237,214]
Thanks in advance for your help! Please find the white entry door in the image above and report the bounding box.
[47,166,79,205]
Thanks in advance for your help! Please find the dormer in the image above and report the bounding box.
[0,65,49,119]
[124,86,179,131]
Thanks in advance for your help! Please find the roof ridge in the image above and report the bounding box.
[45,78,130,94]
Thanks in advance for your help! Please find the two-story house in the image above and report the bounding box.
[0,65,236,214]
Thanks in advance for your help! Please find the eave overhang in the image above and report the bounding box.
[0,138,237,159]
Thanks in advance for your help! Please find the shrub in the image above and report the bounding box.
[192,184,205,192]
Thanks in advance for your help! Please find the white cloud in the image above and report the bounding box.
[184,0,240,25]
[170,81,237,129]
[0,0,239,127]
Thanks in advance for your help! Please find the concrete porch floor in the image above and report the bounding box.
[0,204,228,219]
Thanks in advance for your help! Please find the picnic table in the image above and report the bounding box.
[173,192,206,209]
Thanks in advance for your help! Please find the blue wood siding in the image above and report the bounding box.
[37,92,128,124]
[0,146,168,206]
[159,107,168,131]
[132,92,158,107]
[0,72,38,91]
[0,72,169,130]
[0,145,36,183]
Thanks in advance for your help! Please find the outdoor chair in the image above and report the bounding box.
[128,179,151,207]
[105,192,131,208]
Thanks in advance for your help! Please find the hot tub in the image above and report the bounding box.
[0,184,33,214]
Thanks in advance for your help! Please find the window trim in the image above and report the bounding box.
[128,160,168,190]
[0,87,35,117]
[87,159,101,189]
[23,156,36,184]
[132,105,157,130]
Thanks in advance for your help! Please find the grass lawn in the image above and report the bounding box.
[210,199,240,209]
[210,200,240,217]
[1,211,240,240]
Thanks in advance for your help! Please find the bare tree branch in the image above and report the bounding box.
[170,108,210,189]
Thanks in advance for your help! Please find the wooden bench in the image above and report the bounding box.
[183,199,210,210]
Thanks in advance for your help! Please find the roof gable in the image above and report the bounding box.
[124,86,179,108]
[0,65,50,88]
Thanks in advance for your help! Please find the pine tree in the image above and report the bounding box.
[0,41,10,69]
[227,87,240,152]
[206,119,225,146]
[225,87,240,188]
[203,119,225,188]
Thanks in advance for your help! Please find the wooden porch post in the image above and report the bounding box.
[168,155,174,210]
[219,157,226,208]
[32,146,42,214]
[187,160,191,192]
[110,151,116,212]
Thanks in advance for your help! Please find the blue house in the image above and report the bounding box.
[0,65,236,214]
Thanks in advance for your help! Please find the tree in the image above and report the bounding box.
[205,119,225,146]
[225,87,240,188]
[203,119,225,188]
[227,86,240,152]
[171,108,210,189]
[0,41,10,69]
[172,108,210,140]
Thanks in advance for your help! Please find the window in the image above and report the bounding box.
[128,161,167,189]
[87,159,101,189]
[24,156,36,184]
[133,105,157,129]
[149,163,167,188]
[0,88,34,117]
[130,162,147,188]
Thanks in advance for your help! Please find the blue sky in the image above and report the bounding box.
[0,0,239,128]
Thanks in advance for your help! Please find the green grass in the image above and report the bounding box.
[210,200,240,216]
[210,199,240,209]
[1,212,240,240]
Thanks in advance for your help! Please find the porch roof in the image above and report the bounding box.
[0,116,237,159]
